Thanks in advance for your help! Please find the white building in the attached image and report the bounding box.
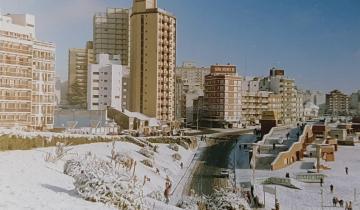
[304,101,319,119]
[87,54,129,111]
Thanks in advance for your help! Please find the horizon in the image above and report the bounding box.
[1,0,360,94]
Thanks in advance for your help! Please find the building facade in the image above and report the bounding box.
[0,13,55,129]
[68,41,94,108]
[130,0,176,122]
[93,8,130,66]
[87,54,129,111]
[175,62,210,124]
[326,90,349,116]
[260,68,300,124]
[202,65,242,128]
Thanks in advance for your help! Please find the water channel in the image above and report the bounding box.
[189,133,257,195]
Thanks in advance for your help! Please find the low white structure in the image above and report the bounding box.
[87,54,129,111]
[304,101,319,119]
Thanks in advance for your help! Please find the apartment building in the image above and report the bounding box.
[93,8,130,66]
[241,77,284,125]
[0,13,55,129]
[87,54,129,111]
[326,90,349,116]
[175,62,210,124]
[32,40,56,129]
[202,65,242,128]
[260,68,299,124]
[68,41,94,107]
[130,0,176,122]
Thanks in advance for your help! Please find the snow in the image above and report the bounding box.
[237,144,360,210]
[0,140,196,210]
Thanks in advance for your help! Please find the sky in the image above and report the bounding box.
[1,0,360,93]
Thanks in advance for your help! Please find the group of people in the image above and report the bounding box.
[330,184,353,210]
[200,135,207,142]
[332,197,352,209]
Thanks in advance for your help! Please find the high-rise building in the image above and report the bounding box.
[260,68,300,124]
[87,54,129,111]
[326,90,349,116]
[203,65,242,128]
[130,0,176,122]
[175,62,210,124]
[0,13,55,129]
[93,8,130,66]
[68,41,94,108]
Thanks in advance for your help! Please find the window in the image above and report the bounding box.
[93,95,99,98]
[93,72,99,75]
[92,103,99,106]
[93,87,99,90]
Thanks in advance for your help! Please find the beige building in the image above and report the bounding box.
[326,90,349,116]
[68,41,94,108]
[260,68,300,124]
[93,8,130,66]
[241,77,283,125]
[130,0,176,122]
[0,13,55,129]
[203,65,242,128]
[175,62,210,124]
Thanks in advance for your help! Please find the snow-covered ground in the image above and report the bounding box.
[0,141,196,210]
[237,144,360,210]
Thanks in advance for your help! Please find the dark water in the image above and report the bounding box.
[189,134,257,195]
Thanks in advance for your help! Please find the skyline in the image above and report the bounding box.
[1,0,360,93]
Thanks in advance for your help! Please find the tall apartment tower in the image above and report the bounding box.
[130,0,176,122]
[68,41,94,108]
[0,13,55,129]
[93,8,130,66]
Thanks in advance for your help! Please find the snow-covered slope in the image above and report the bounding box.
[0,141,196,210]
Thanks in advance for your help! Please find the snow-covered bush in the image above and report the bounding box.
[140,159,154,168]
[138,148,154,158]
[179,141,190,150]
[172,153,182,161]
[147,191,166,202]
[203,189,249,210]
[176,196,199,210]
[45,142,73,163]
[168,143,179,151]
[178,189,250,210]
[64,159,82,177]
[64,155,145,210]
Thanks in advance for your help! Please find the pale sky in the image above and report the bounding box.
[2,0,360,94]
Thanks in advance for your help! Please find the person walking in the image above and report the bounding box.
[320,177,323,187]
[345,167,349,175]
[345,201,349,209]
[330,184,334,193]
